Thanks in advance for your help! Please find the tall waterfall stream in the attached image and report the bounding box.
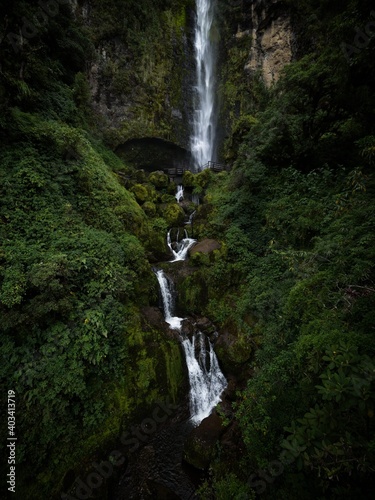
[191,0,217,170]
[115,2,224,497]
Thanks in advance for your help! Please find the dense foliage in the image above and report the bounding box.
[1,0,374,498]
[0,2,184,498]
[193,0,375,497]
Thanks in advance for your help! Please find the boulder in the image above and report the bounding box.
[183,411,225,469]
[162,203,185,227]
[143,201,156,217]
[130,183,149,203]
[195,316,216,338]
[148,170,169,188]
[215,328,252,380]
[141,306,179,340]
[189,239,221,256]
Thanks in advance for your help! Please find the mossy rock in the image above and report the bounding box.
[131,183,149,203]
[215,328,252,379]
[161,202,185,227]
[161,193,177,203]
[194,168,214,189]
[189,239,224,266]
[143,201,156,217]
[144,183,160,203]
[148,170,169,188]
[182,170,195,187]
[190,239,221,255]
[177,272,208,315]
[142,226,169,262]
[190,251,210,266]
[184,413,225,469]
[167,182,177,195]
[135,169,147,183]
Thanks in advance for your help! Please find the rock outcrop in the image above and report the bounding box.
[245,0,293,86]
[76,0,195,154]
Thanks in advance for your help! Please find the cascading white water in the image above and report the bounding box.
[191,0,217,171]
[181,332,227,425]
[155,267,227,426]
[167,229,196,262]
[155,270,183,330]
[185,210,196,226]
[175,185,184,202]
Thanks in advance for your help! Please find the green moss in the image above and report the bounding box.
[161,193,177,203]
[162,202,185,226]
[130,183,149,203]
[136,355,156,390]
[184,436,213,470]
[178,272,208,315]
[183,170,195,187]
[143,201,157,217]
[190,251,211,266]
[149,170,169,188]
[161,341,184,402]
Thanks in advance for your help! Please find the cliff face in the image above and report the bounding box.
[75,0,195,165]
[245,0,293,87]
[216,0,293,159]
[73,0,293,167]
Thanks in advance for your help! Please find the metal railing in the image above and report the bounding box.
[163,161,229,177]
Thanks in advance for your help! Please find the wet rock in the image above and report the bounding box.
[183,412,225,470]
[180,319,195,338]
[189,239,221,256]
[222,376,237,402]
[195,316,216,337]
[141,306,165,328]
[141,306,179,340]
[218,420,246,468]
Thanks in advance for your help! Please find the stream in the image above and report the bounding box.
[115,1,223,497]
[155,265,226,426]
[115,225,227,500]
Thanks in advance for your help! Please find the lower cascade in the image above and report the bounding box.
[155,268,227,426]
[181,332,227,425]
[167,229,196,262]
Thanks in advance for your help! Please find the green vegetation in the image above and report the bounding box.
[87,0,193,146]
[0,1,187,497]
[188,0,375,497]
[1,0,374,498]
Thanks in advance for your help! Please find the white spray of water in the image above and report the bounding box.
[191,0,217,171]
[175,185,184,202]
[167,229,196,262]
[155,270,183,331]
[181,332,227,425]
[155,268,227,426]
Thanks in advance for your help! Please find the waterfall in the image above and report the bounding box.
[191,0,217,171]
[155,270,183,331]
[167,229,196,262]
[155,267,227,426]
[175,184,184,202]
[181,332,227,425]
[185,210,196,226]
